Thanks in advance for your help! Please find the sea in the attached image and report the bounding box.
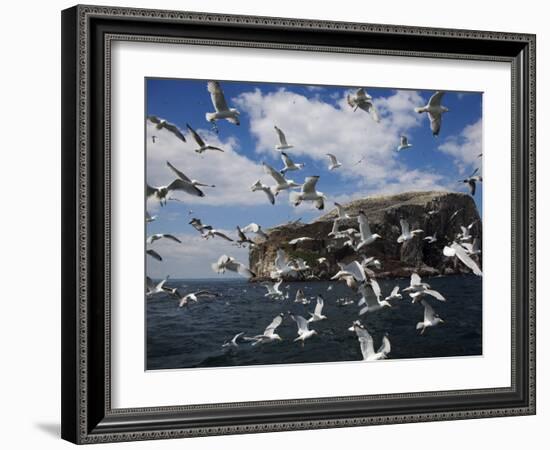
[146,275,482,370]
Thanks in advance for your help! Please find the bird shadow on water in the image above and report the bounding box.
[35,422,60,438]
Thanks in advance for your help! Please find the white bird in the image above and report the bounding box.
[289,258,310,272]
[291,314,318,346]
[244,314,284,345]
[270,249,298,279]
[348,320,363,332]
[211,255,255,278]
[397,135,413,151]
[326,153,342,170]
[317,257,328,265]
[403,273,446,303]
[251,180,275,205]
[263,280,284,299]
[185,124,224,153]
[294,289,311,304]
[338,261,367,283]
[222,332,245,349]
[280,152,304,174]
[146,233,182,245]
[397,219,424,243]
[289,237,314,245]
[308,295,327,322]
[147,115,186,142]
[416,300,445,334]
[263,163,302,194]
[235,226,255,247]
[353,324,391,361]
[358,282,392,315]
[460,168,483,196]
[205,81,240,125]
[203,229,234,242]
[334,202,351,219]
[147,179,204,206]
[461,238,481,256]
[177,290,218,307]
[424,232,437,244]
[290,176,327,210]
[146,276,169,297]
[356,211,382,249]
[347,88,380,122]
[414,91,449,136]
[384,286,403,302]
[146,249,162,261]
[241,223,269,241]
[362,256,382,270]
[189,217,213,236]
[145,211,157,223]
[443,242,483,276]
[274,126,293,150]
[458,221,478,242]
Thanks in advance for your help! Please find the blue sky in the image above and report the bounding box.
[145,78,482,278]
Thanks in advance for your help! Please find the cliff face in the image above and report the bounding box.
[249,191,481,280]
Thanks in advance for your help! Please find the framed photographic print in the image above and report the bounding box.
[61,4,536,444]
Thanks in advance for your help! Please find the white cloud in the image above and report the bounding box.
[438,118,482,174]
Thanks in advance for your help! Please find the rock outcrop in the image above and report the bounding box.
[249,191,481,280]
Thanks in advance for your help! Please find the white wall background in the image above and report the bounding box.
[0,0,545,448]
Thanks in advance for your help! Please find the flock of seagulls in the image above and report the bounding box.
[145,81,482,364]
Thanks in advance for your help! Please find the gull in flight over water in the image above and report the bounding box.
[274,126,293,150]
[146,233,182,245]
[294,289,311,305]
[263,280,284,299]
[211,255,255,278]
[290,176,327,210]
[353,323,391,361]
[291,314,318,346]
[358,282,392,315]
[326,153,342,170]
[460,168,483,196]
[280,152,304,174]
[356,211,382,249]
[186,124,224,154]
[347,88,380,122]
[417,299,444,334]
[147,179,204,206]
[263,163,302,195]
[397,135,413,151]
[147,116,186,142]
[222,332,245,349]
[443,242,483,276]
[270,249,298,279]
[397,219,424,243]
[177,290,218,308]
[146,276,169,297]
[308,295,327,323]
[146,249,162,261]
[251,180,275,205]
[424,232,437,244]
[384,286,403,302]
[244,314,284,345]
[205,81,240,125]
[403,273,446,302]
[415,91,449,136]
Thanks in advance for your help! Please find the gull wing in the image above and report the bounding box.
[291,314,309,334]
[427,91,445,107]
[227,260,254,278]
[423,289,446,302]
[274,279,283,292]
[301,176,319,194]
[334,202,346,218]
[146,276,155,292]
[357,211,372,240]
[295,289,305,302]
[147,115,161,124]
[263,163,286,185]
[274,126,288,146]
[207,81,229,112]
[146,184,158,198]
[281,152,294,167]
[411,272,422,286]
[263,187,275,205]
[166,161,192,183]
[264,314,283,336]
[355,326,374,360]
[370,278,382,299]
[326,153,338,165]
[391,286,399,296]
[242,223,260,233]
[428,112,442,136]
[186,123,205,147]
[443,245,456,257]
[162,122,186,142]
[342,261,366,282]
[167,178,204,197]
[377,335,391,357]
[400,136,408,146]
[146,249,162,261]
[421,299,437,322]
[450,242,483,276]
[400,219,410,235]
[314,296,324,316]
[194,290,218,298]
[162,234,182,243]
[212,231,234,242]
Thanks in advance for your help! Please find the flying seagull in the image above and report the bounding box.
[384,286,403,302]
[146,233,182,244]
[263,163,302,194]
[460,168,483,196]
[270,249,298,279]
[211,255,255,278]
[326,153,342,170]
[244,314,284,345]
[416,299,445,334]
[147,116,186,142]
[203,229,234,242]
[397,219,424,243]
[294,289,310,305]
[358,282,392,315]
[403,273,446,302]
[280,152,304,174]
[308,295,327,323]
[274,126,293,150]
[414,91,449,136]
[443,242,483,276]
[146,276,169,297]
[291,314,318,346]
[290,176,326,210]
[353,323,391,361]
[241,223,269,241]
[146,249,162,261]
[167,161,215,188]
[251,180,275,205]
[185,124,224,154]
[236,226,255,247]
[263,280,284,299]
[397,135,413,151]
[147,179,204,206]
[205,81,240,125]
[424,232,437,244]
[347,88,380,122]
[356,210,382,249]
[222,332,245,349]
[177,290,218,308]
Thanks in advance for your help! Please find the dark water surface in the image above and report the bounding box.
[146,275,482,370]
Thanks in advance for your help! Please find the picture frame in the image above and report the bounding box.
[61,4,536,444]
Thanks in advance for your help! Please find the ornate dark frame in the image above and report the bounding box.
[61,4,536,444]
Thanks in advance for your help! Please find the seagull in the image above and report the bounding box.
[294,289,311,304]
[236,226,255,246]
[424,232,438,244]
[146,233,182,245]
[145,211,157,223]
[270,249,298,279]
[460,168,483,196]
[414,91,449,136]
[203,229,234,242]
[263,163,302,194]
[384,286,403,303]
[222,332,245,349]
[177,290,218,307]
[326,153,342,170]
[336,261,367,283]
[449,209,463,222]
[353,323,391,361]
[397,135,413,151]
[147,179,204,206]
[458,221,478,242]
[189,217,213,236]
[443,242,483,276]
[263,280,284,299]
[280,152,304,174]
[244,314,284,345]
[289,258,310,272]
[416,300,444,334]
[348,320,363,332]
[146,276,169,297]
[289,237,314,245]
[403,273,446,302]
[291,314,318,346]
[241,223,269,241]
[308,295,327,322]
[147,116,186,142]
[334,202,351,219]
[461,238,481,256]
[211,255,255,278]
[251,180,275,205]
[347,88,380,122]
[205,81,240,125]
[362,256,382,270]
[186,123,224,154]
[397,219,424,243]
[356,211,382,249]
[274,126,293,150]
[358,282,392,315]
[146,249,162,261]
[290,176,326,210]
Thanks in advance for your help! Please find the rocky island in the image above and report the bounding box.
[249,191,482,281]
